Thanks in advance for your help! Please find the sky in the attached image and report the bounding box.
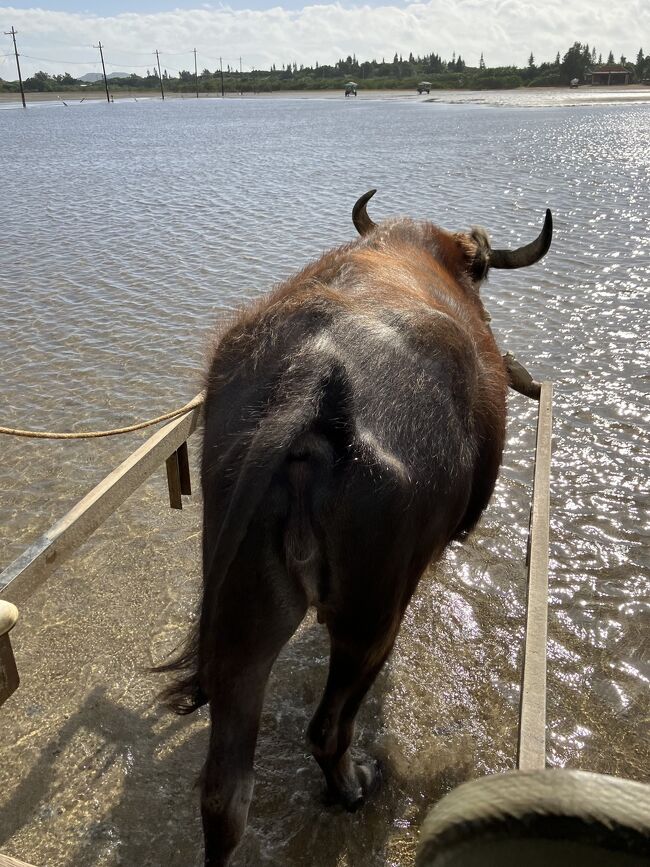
[1,1,646,79]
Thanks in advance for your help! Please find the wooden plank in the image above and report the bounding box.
[177,441,192,496]
[0,854,39,867]
[517,381,553,770]
[165,451,183,510]
[0,398,202,606]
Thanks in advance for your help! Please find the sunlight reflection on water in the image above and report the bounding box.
[0,97,648,866]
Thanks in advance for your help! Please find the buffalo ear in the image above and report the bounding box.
[456,228,490,281]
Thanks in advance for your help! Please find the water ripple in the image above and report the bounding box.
[1,98,648,865]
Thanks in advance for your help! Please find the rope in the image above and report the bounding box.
[0,393,204,440]
[0,351,538,440]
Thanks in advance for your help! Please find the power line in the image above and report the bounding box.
[14,51,174,70]
[105,61,152,69]
[21,53,98,65]
[101,46,194,57]
[3,31,251,84]
[151,48,194,56]
[16,38,193,56]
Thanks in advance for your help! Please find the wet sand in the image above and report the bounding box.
[1,84,648,110]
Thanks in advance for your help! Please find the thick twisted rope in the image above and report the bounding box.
[0,393,205,440]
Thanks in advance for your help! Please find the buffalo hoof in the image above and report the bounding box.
[348,757,383,810]
[329,756,382,812]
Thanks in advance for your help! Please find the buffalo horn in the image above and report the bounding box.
[489,209,553,269]
[353,189,378,235]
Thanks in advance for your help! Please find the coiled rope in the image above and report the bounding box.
[0,393,205,439]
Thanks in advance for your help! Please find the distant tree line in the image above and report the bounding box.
[1,42,649,94]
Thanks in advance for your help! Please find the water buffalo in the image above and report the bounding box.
[158,190,553,865]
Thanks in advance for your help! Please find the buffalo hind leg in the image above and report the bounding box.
[199,550,307,866]
[307,619,401,810]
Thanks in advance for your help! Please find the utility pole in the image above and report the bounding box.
[239,56,243,94]
[220,56,225,97]
[94,41,110,103]
[155,49,165,99]
[193,48,199,98]
[5,27,26,108]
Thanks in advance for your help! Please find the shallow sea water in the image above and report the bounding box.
[0,95,648,866]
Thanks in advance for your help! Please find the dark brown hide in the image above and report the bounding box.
[158,199,547,866]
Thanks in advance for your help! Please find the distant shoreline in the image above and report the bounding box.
[1,84,648,109]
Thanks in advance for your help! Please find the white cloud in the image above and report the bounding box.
[0,1,646,78]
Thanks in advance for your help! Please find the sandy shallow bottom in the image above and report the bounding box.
[0,465,528,867]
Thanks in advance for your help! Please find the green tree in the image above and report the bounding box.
[24,70,53,92]
[636,47,644,71]
[561,42,591,83]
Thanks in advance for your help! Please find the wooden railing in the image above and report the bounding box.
[0,396,203,713]
[0,396,202,607]
[517,381,553,770]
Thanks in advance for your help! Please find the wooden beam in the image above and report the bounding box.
[517,382,553,770]
[165,450,183,510]
[177,441,192,496]
[0,398,202,606]
[0,854,39,867]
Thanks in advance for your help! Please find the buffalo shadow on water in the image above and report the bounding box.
[0,608,478,867]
